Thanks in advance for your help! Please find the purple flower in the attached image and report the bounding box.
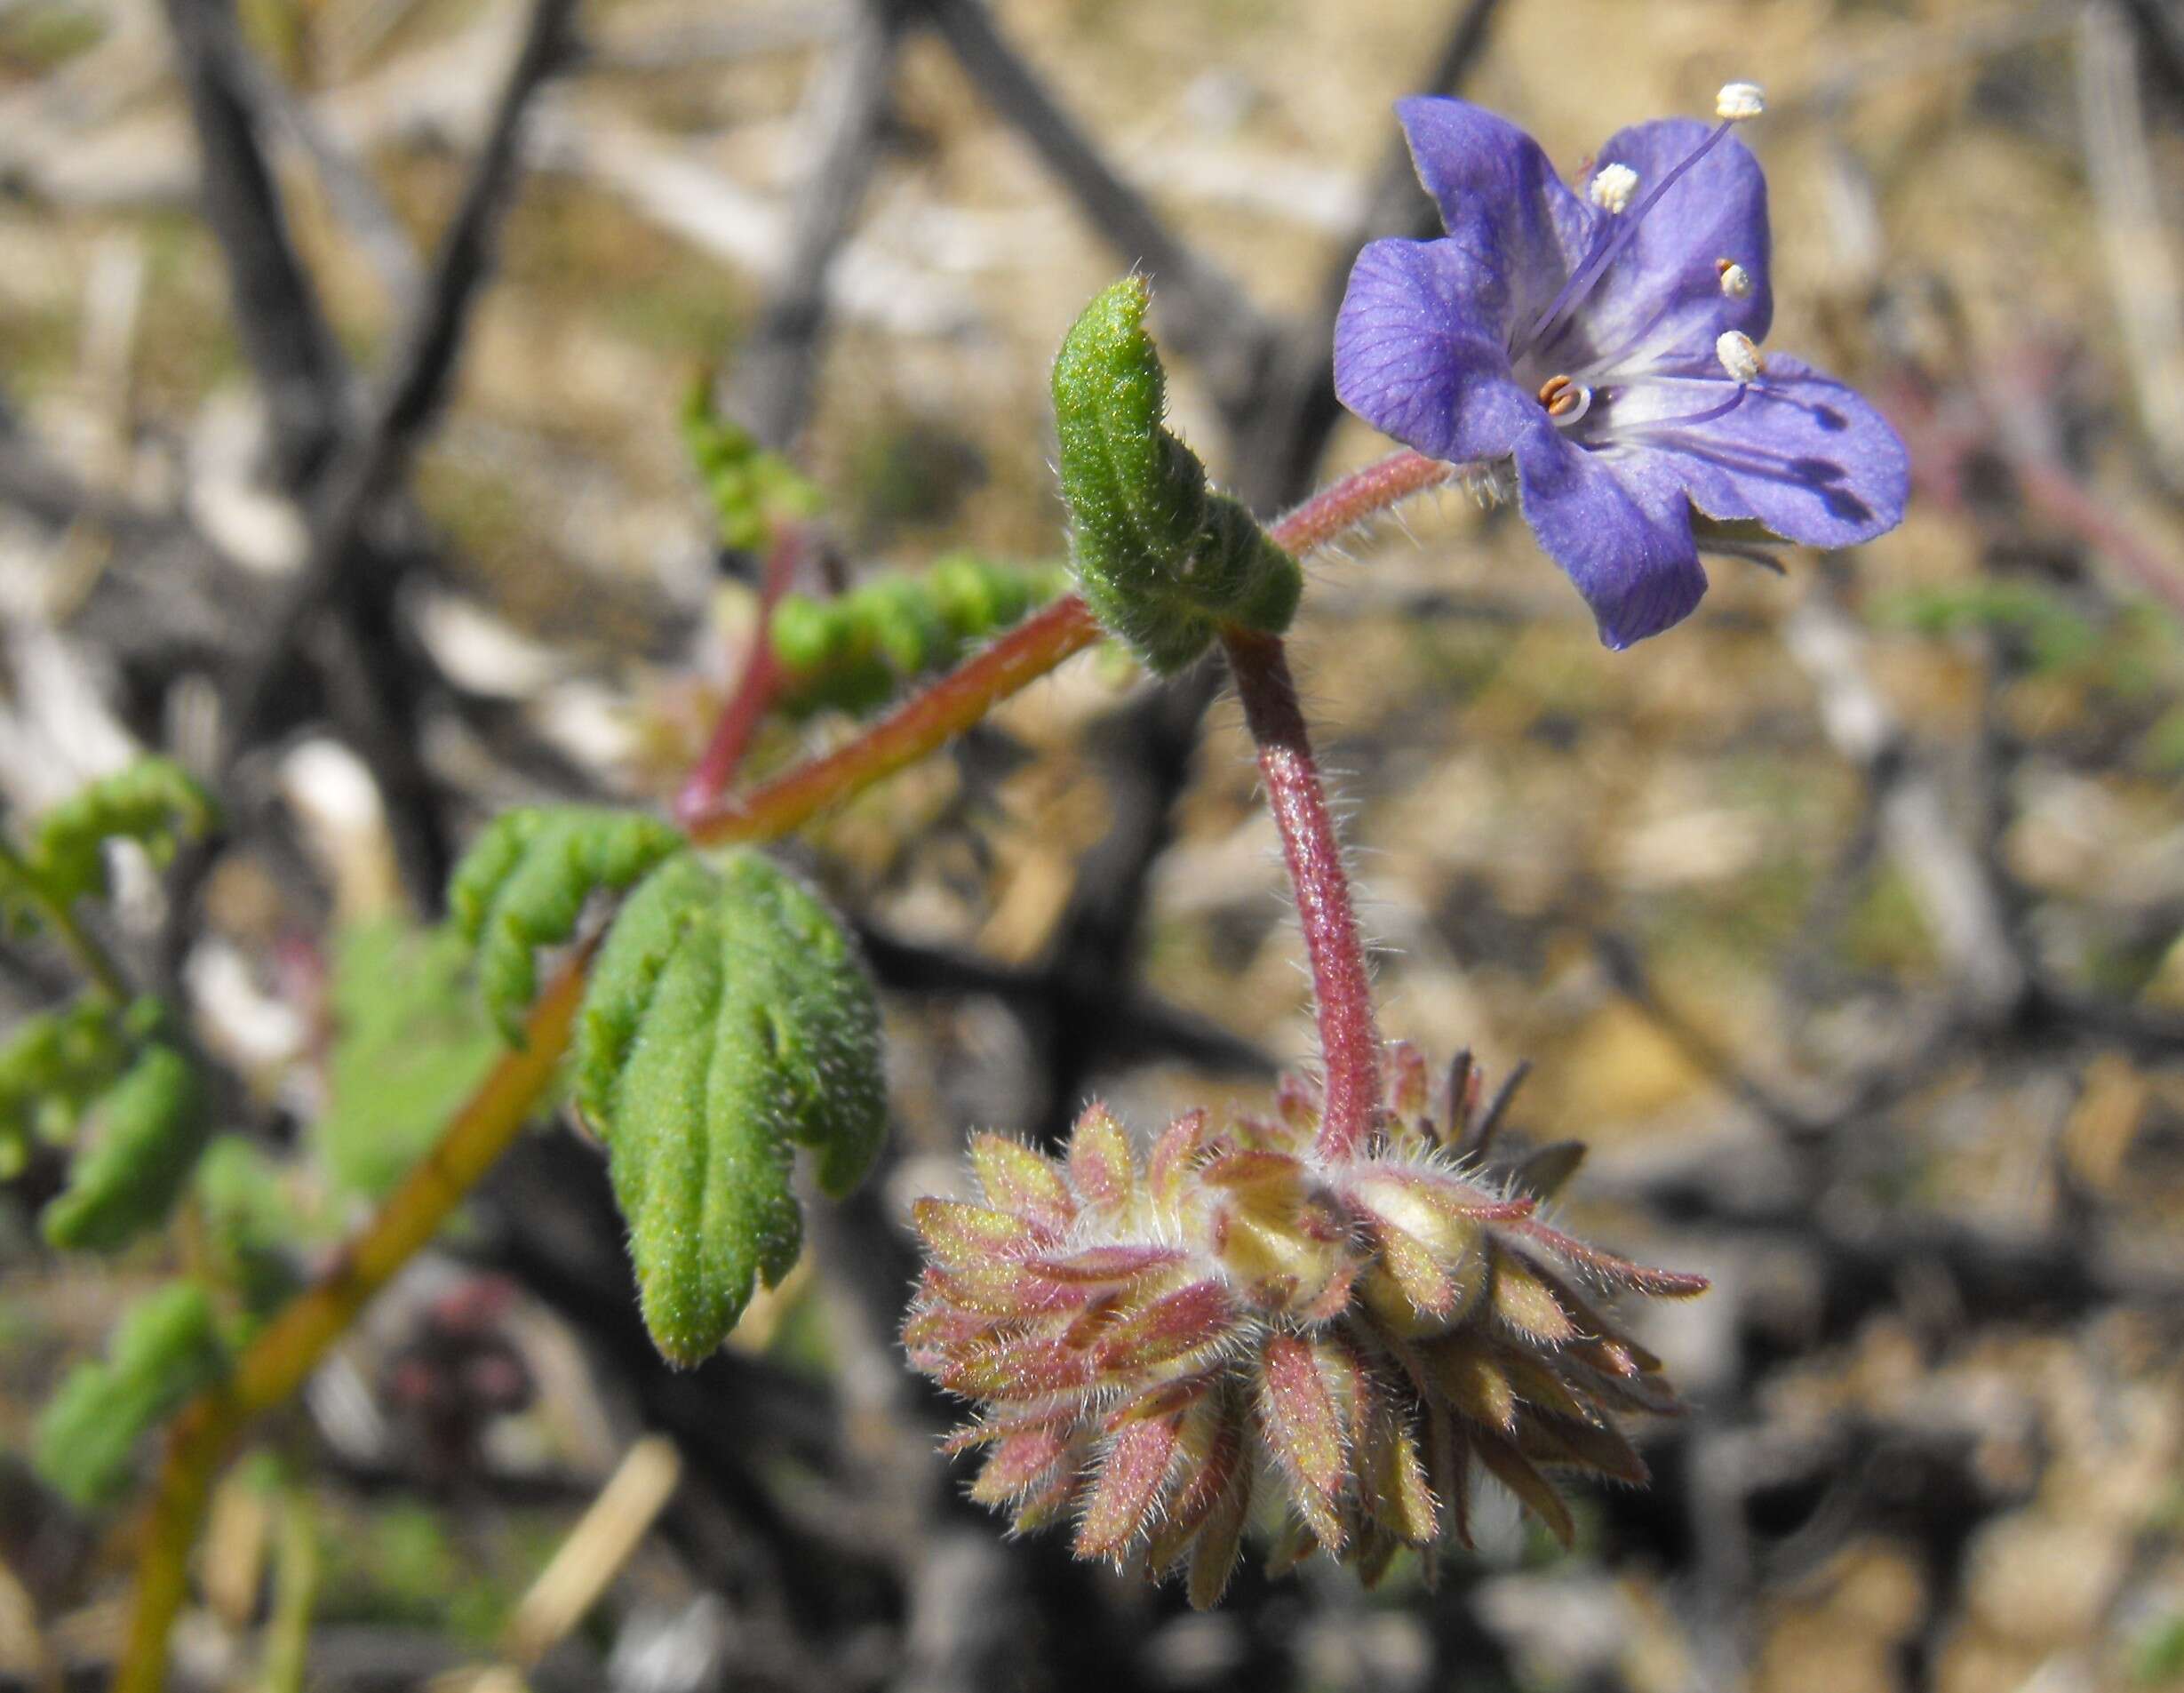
[1335,92,1909,648]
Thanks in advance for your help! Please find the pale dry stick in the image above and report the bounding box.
[206,13,425,306]
[498,1437,684,1671]
[162,0,349,490]
[1782,584,2029,1022]
[259,1485,318,1693]
[734,0,913,450]
[2076,1,2184,491]
[913,0,1278,419]
[0,1554,56,1693]
[589,0,848,72]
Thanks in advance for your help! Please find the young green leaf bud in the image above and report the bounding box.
[26,757,218,907]
[1051,277,1302,673]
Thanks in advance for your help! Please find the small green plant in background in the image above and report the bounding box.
[769,552,1069,718]
[0,761,240,1505]
[1878,580,2184,771]
[35,1280,227,1508]
[680,378,823,555]
[316,916,506,1200]
[0,762,220,1254]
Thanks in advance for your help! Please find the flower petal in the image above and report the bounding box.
[1542,116,1773,375]
[1334,237,1538,464]
[1510,420,1709,648]
[1395,97,1594,330]
[1613,355,1909,547]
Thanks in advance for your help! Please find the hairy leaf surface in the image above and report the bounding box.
[449,807,683,1043]
[1051,277,1300,673]
[34,1281,227,1507]
[42,1042,213,1251]
[575,850,886,1365]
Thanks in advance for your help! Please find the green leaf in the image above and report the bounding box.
[320,916,503,1197]
[448,808,684,1044]
[195,1136,304,1313]
[575,850,886,1366]
[24,756,218,907]
[41,1042,212,1251]
[681,377,824,552]
[0,995,142,1174]
[769,553,1065,719]
[34,1280,227,1508]
[1050,276,1300,673]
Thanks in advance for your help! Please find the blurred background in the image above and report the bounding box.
[4,0,2184,1688]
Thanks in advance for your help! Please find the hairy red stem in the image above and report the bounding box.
[674,529,804,825]
[688,594,1104,844]
[1268,450,1453,555]
[1220,627,1380,1158]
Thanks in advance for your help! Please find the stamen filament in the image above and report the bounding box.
[1526,119,1736,355]
[1614,383,1751,434]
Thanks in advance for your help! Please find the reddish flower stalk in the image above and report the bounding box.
[1266,450,1453,555]
[674,528,806,826]
[1221,627,1380,1159]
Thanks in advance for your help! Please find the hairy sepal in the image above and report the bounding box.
[575,849,886,1366]
[448,807,683,1044]
[1051,277,1301,673]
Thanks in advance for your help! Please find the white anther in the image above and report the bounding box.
[1718,260,1753,299]
[1716,329,1764,382]
[1716,82,1766,122]
[1588,163,1640,213]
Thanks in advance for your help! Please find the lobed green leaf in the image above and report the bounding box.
[24,757,219,908]
[320,916,503,1196]
[1050,277,1300,673]
[681,378,824,552]
[575,850,886,1365]
[41,1042,213,1252]
[34,1281,227,1508]
[448,807,683,1045]
[769,553,1066,719]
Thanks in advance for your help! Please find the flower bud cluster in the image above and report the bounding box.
[903,1044,1706,1605]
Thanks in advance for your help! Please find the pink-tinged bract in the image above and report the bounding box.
[902,1043,1707,1602]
